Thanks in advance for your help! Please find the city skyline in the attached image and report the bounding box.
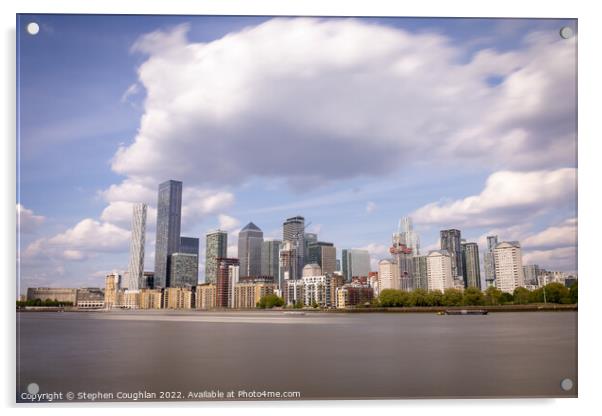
[17,15,577,292]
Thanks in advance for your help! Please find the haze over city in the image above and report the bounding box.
[17,15,577,291]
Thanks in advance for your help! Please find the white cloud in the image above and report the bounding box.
[522,218,577,250]
[366,201,377,214]
[522,246,577,272]
[412,168,576,228]
[218,214,240,232]
[100,201,157,229]
[17,204,45,233]
[359,243,389,271]
[110,19,575,190]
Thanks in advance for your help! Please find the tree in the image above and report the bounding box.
[569,281,578,304]
[484,287,503,305]
[513,287,530,304]
[293,300,304,309]
[499,292,514,304]
[425,290,443,307]
[409,288,429,307]
[463,287,484,306]
[544,283,570,304]
[257,294,284,309]
[379,289,412,307]
[442,288,464,306]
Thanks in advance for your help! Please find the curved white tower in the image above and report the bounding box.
[127,203,147,290]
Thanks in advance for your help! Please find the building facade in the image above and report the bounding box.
[205,230,228,284]
[493,241,525,293]
[196,283,217,309]
[283,216,306,280]
[154,180,182,288]
[216,258,239,308]
[461,242,481,289]
[412,256,428,290]
[169,252,198,287]
[126,202,147,290]
[261,239,282,279]
[523,264,540,286]
[27,287,77,304]
[440,229,463,281]
[104,273,121,308]
[484,235,498,288]
[238,222,264,278]
[426,250,454,292]
[279,240,298,289]
[163,287,194,309]
[341,249,371,282]
[307,241,337,275]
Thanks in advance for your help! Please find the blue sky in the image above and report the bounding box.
[17,14,577,291]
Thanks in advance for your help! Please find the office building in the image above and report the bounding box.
[461,242,481,289]
[412,256,428,290]
[261,239,282,279]
[169,252,198,287]
[342,249,371,282]
[523,264,540,286]
[180,236,199,255]
[304,232,318,264]
[391,232,414,291]
[378,258,400,291]
[426,250,454,292]
[205,229,228,283]
[154,180,182,287]
[26,287,77,304]
[440,229,463,280]
[307,241,337,275]
[493,241,525,293]
[484,235,498,287]
[75,288,105,309]
[126,203,147,290]
[238,222,264,278]
[216,258,239,308]
[279,240,298,288]
[283,216,305,279]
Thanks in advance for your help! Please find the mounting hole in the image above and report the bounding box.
[27,382,40,394]
[26,22,40,36]
[559,26,573,39]
[560,378,574,391]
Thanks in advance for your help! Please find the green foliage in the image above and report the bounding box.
[311,300,319,308]
[569,281,578,304]
[293,300,304,309]
[257,294,285,309]
[543,282,570,304]
[16,298,73,308]
[442,288,464,306]
[463,287,484,306]
[484,287,503,305]
[378,289,411,307]
[499,292,514,304]
[513,287,530,304]
[425,290,443,306]
[408,288,429,307]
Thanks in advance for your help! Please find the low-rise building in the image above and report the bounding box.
[163,287,194,309]
[196,283,217,309]
[26,287,77,304]
[140,289,163,309]
[336,284,374,308]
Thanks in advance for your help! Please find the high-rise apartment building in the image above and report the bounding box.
[378,258,400,291]
[426,250,454,292]
[391,232,414,291]
[523,264,540,286]
[238,222,264,278]
[440,229,463,280]
[279,240,298,288]
[412,256,428,290]
[154,180,182,287]
[307,241,337,275]
[395,216,420,256]
[493,241,525,293]
[216,258,239,308]
[461,242,481,289]
[104,273,121,308]
[341,249,371,282]
[283,216,305,279]
[205,230,228,283]
[126,203,147,290]
[484,235,498,287]
[261,239,281,279]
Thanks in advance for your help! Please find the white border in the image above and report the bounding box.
[2,0,601,415]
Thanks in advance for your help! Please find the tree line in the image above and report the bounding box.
[16,298,74,308]
[377,282,577,307]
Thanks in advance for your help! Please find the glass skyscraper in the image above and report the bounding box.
[461,242,481,289]
[154,180,182,288]
[238,222,264,278]
[205,230,228,283]
[126,202,147,290]
[341,249,371,282]
[180,236,199,256]
[484,235,498,287]
[440,229,463,280]
[283,216,305,279]
[261,239,282,279]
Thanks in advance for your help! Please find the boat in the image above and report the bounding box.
[444,309,488,315]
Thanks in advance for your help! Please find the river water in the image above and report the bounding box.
[16,310,577,401]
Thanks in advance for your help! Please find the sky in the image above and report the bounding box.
[16,14,577,292]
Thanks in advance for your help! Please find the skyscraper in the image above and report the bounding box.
[523,264,540,286]
[461,242,481,289]
[378,258,400,291]
[283,216,305,279]
[391,232,414,291]
[484,235,498,287]
[238,222,264,278]
[412,255,428,290]
[126,203,147,290]
[180,236,200,255]
[169,253,199,287]
[426,250,454,292]
[154,180,182,288]
[493,241,525,293]
[304,232,318,264]
[261,240,282,279]
[395,216,420,256]
[341,249,371,282]
[279,241,298,289]
[216,258,239,308]
[440,229,463,280]
[307,241,337,275]
[205,230,228,284]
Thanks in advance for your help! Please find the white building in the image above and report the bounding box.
[378,259,400,291]
[302,263,322,277]
[285,279,305,306]
[126,203,147,290]
[228,265,240,309]
[426,250,453,292]
[493,241,525,293]
[302,275,332,307]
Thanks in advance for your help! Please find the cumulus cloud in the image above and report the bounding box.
[366,201,377,214]
[24,218,130,261]
[359,243,389,271]
[412,168,576,228]
[17,204,45,233]
[100,201,157,229]
[218,214,240,232]
[111,18,575,190]
[522,246,577,272]
[522,218,577,250]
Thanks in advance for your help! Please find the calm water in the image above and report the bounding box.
[16,311,577,401]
